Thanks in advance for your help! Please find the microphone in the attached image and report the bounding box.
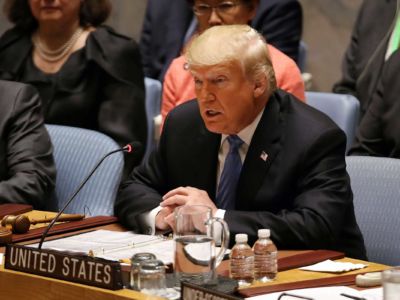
[38,141,141,249]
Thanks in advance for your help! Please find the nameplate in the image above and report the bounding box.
[181,281,242,300]
[4,244,123,290]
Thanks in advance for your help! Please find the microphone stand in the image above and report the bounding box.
[38,143,139,249]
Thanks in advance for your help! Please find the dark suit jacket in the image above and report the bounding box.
[333,0,397,117]
[350,50,400,157]
[0,80,56,208]
[116,90,366,259]
[140,0,303,81]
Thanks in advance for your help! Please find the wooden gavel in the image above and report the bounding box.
[1,214,85,234]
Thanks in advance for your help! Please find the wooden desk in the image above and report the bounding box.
[0,210,390,299]
[0,264,163,300]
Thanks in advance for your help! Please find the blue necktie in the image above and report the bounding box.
[216,135,244,209]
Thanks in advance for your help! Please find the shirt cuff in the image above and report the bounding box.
[213,209,226,245]
[215,209,226,219]
[137,206,162,235]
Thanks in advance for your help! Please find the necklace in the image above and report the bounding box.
[32,27,84,62]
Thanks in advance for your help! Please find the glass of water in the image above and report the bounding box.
[174,205,229,286]
[138,259,167,291]
[383,267,400,300]
[130,252,156,290]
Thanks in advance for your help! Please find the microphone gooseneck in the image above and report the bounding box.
[38,141,141,249]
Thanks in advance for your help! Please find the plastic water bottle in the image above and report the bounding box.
[229,233,254,286]
[252,229,277,282]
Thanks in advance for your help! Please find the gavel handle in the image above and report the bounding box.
[30,214,85,225]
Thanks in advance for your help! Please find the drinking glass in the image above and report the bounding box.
[383,267,400,300]
[130,252,156,290]
[138,259,166,292]
[174,205,229,286]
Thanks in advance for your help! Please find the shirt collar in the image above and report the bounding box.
[220,109,264,147]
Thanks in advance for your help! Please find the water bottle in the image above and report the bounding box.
[229,233,254,286]
[252,229,277,282]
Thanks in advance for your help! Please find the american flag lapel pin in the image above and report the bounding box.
[260,150,268,162]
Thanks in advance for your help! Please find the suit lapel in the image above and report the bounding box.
[188,120,221,200]
[236,94,284,208]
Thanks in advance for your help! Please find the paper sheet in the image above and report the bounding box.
[28,229,174,264]
[299,259,367,273]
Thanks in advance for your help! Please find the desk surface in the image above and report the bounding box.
[0,210,390,300]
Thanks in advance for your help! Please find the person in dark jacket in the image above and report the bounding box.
[0,0,147,169]
[116,25,366,260]
[333,0,398,117]
[0,80,56,209]
[140,0,303,81]
[350,50,400,157]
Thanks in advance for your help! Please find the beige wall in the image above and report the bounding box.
[300,0,363,91]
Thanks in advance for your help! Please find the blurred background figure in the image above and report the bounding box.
[333,0,399,118]
[349,49,400,157]
[0,80,56,209]
[140,0,302,82]
[0,0,147,170]
[161,0,305,123]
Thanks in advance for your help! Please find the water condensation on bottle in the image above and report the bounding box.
[230,255,254,284]
[253,249,277,282]
[253,229,278,282]
[230,233,254,286]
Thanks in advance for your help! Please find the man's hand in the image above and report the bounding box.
[161,186,218,216]
[155,206,174,230]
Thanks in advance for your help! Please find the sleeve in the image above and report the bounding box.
[332,2,365,95]
[276,56,305,101]
[349,70,388,156]
[0,85,56,209]
[115,121,170,231]
[139,0,157,78]
[161,61,179,123]
[224,127,352,250]
[255,0,303,62]
[97,37,147,169]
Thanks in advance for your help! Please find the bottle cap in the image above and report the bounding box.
[235,233,248,243]
[258,229,271,238]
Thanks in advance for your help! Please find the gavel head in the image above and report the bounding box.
[1,215,30,234]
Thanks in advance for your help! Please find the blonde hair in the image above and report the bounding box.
[185,25,277,93]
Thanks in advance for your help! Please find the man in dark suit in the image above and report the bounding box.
[116,25,366,259]
[0,80,56,209]
[140,0,302,81]
[350,49,400,157]
[333,0,398,117]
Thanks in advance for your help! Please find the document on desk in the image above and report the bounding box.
[246,286,382,300]
[29,229,174,264]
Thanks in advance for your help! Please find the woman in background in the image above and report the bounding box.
[161,0,305,123]
[0,0,147,168]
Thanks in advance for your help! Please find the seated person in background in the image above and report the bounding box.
[161,0,305,123]
[116,25,366,259]
[0,0,147,169]
[0,80,56,209]
[140,0,303,81]
[333,0,398,117]
[349,49,400,157]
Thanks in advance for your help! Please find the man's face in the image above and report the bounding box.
[191,61,262,134]
[193,0,256,33]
